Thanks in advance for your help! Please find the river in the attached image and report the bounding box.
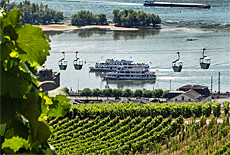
[12,0,230,92]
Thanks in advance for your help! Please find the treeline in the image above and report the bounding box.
[71,9,161,27]
[79,88,169,99]
[112,9,161,27]
[1,0,64,24]
[2,0,161,27]
[71,10,108,26]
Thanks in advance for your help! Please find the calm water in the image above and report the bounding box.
[12,0,230,92]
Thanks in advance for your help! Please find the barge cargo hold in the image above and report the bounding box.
[143,1,211,8]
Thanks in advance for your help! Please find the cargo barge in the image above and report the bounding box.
[143,1,211,8]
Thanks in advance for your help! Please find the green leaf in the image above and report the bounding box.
[1,8,21,30]
[35,121,52,143]
[3,25,18,40]
[0,123,6,136]
[7,116,29,140]
[0,29,7,44]
[2,136,29,153]
[0,42,12,62]
[16,24,50,66]
[21,91,40,141]
[48,95,71,117]
[0,68,31,98]
[0,95,21,124]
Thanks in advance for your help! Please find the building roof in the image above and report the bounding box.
[168,84,211,101]
[179,84,208,90]
[184,89,203,101]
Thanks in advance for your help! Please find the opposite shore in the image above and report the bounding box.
[39,23,142,32]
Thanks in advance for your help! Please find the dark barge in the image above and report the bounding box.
[143,1,211,8]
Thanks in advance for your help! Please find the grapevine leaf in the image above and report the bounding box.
[1,8,21,30]
[16,24,50,67]
[48,95,71,117]
[0,123,6,136]
[19,62,38,86]
[0,43,11,61]
[35,121,52,143]
[2,136,29,153]
[0,68,31,98]
[0,95,21,124]
[0,29,7,44]
[7,116,29,140]
[3,25,18,40]
[21,92,40,140]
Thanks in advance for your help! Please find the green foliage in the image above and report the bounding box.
[153,89,163,98]
[1,0,64,24]
[162,90,170,98]
[0,8,70,153]
[212,102,221,117]
[223,101,229,115]
[71,10,108,26]
[79,88,92,98]
[112,9,161,27]
[133,89,143,97]
[122,88,133,98]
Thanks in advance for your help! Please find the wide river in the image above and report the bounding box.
[12,0,230,92]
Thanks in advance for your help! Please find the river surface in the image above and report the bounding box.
[12,0,230,92]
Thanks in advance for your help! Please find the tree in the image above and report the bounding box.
[2,0,64,24]
[134,89,143,97]
[1,8,70,153]
[92,88,101,100]
[112,9,120,25]
[137,11,146,26]
[122,89,133,98]
[153,89,163,99]
[162,90,170,98]
[95,13,108,25]
[80,88,92,99]
[102,88,113,100]
[143,90,152,98]
[112,9,161,27]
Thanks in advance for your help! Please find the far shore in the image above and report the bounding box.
[38,23,158,32]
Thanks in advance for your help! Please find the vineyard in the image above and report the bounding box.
[48,102,230,154]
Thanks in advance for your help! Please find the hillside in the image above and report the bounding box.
[48,102,230,154]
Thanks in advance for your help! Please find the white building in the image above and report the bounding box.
[167,85,212,103]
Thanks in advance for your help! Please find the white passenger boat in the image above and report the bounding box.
[89,58,149,71]
[104,68,156,80]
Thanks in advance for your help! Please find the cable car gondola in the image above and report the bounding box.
[172,52,183,72]
[58,52,67,70]
[73,51,83,70]
[200,48,211,69]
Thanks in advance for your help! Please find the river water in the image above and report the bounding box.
[12,0,230,92]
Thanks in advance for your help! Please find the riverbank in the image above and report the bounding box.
[39,23,141,31]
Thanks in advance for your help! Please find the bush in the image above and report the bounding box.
[212,102,221,117]
[71,10,108,26]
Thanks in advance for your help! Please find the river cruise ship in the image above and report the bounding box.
[89,58,149,71]
[104,68,156,80]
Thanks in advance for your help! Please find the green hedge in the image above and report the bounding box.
[64,101,217,120]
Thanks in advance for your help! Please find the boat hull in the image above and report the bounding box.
[104,76,156,80]
[143,1,211,8]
